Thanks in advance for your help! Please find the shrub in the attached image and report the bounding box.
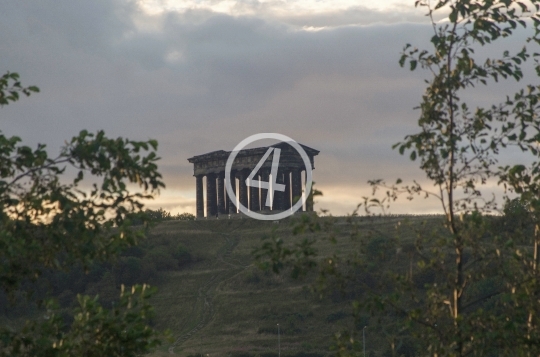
[85,272,117,308]
[146,207,172,221]
[502,197,531,232]
[121,245,145,258]
[175,212,196,221]
[145,246,178,271]
[366,236,392,261]
[112,257,143,286]
[173,243,192,266]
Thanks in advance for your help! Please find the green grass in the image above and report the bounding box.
[142,214,444,357]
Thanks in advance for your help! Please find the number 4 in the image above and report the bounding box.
[246,147,285,208]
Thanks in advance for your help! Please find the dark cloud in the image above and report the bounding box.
[1,1,534,215]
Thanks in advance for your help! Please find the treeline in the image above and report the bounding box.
[144,208,195,222]
[126,208,195,225]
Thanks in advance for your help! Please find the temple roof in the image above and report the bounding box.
[187,142,319,163]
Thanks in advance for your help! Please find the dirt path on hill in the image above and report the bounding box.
[168,220,252,354]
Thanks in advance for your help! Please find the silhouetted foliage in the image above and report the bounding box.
[0,72,167,356]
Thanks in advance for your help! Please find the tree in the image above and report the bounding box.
[255,1,540,356]
[0,72,166,356]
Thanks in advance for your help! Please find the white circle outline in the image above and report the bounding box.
[225,133,313,221]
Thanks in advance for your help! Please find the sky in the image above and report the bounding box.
[0,0,536,216]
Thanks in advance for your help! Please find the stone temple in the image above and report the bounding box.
[188,142,319,219]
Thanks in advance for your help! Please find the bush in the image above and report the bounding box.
[175,212,195,221]
[145,246,178,271]
[140,259,159,283]
[112,257,143,286]
[146,207,171,222]
[85,272,118,308]
[502,197,531,232]
[366,236,392,261]
[121,245,145,258]
[86,262,108,283]
[173,243,192,266]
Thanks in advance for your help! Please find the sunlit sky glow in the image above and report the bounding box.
[138,0,410,16]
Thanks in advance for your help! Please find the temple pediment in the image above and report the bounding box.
[188,142,319,176]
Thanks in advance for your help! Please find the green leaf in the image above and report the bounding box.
[449,9,458,22]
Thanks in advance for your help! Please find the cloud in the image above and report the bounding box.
[140,0,428,27]
[1,0,535,216]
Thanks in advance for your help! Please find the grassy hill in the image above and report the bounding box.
[142,215,439,357]
[0,213,450,357]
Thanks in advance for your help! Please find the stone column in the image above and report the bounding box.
[196,175,204,219]
[224,183,228,213]
[217,172,226,215]
[249,174,260,212]
[228,171,237,214]
[238,169,249,211]
[206,173,217,218]
[283,170,291,210]
[260,168,270,210]
[273,169,285,211]
[291,168,303,211]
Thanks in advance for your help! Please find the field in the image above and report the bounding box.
[142,214,441,357]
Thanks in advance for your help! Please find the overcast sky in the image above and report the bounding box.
[1,0,536,216]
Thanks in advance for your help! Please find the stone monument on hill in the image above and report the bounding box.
[187,142,319,219]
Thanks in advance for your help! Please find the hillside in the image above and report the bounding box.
[142,215,439,357]
[0,214,450,357]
